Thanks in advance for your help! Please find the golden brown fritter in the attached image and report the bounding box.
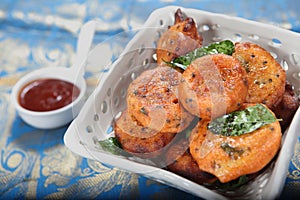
[232,42,286,109]
[189,104,282,183]
[178,54,248,120]
[166,140,217,184]
[127,66,194,133]
[156,8,203,64]
[114,110,175,157]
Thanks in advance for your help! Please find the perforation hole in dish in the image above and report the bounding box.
[296,87,300,96]
[212,36,222,42]
[107,87,112,97]
[114,111,122,120]
[152,41,157,49]
[291,53,300,65]
[198,24,210,32]
[292,72,300,85]
[159,19,164,26]
[92,136,99,145]
[248,34,260,40]
[233,33,242,42]
[244,188,255,197]
[270,38,282,48]
[211,23,221,30]
[152,53,157,61]
[106,125,113,134]
[86,125,93,133]
[270,52,278,59]
[131,71,137,80]
[143,58,150,69]
[224,190,236,195]
[94,114,99,121]
[113,96,119,107]
[101,100,108,114]
[156,31,161,40]
[120,88,127,98]
[281,59,289,71]
[259,178,269,189]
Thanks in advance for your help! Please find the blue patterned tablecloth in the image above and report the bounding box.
[0,0,299,199]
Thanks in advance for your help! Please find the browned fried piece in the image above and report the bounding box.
[114,110,175,157]
[189,104,282,183]
[166,140,217,184]
[178,54,248,120]
[232,42,286,109]
[127,66,194,133]
[272,81,300,131]
[174,8,185,24]
[156,8,203,64]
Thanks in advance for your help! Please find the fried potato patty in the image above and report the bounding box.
[127,66,194,133]
[178,54,248,120]
[166,140,217,184]
[232,42,286,109]
[189,104,282,183]
[114,110,175,157]
[156,8,203,64]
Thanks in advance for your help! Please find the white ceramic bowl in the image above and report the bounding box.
[11,67,87,129]
[64,6,300,200]
[11,20,97,129]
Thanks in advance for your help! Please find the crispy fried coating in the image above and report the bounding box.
[272,81,299,131]
[232,42,286,109]
[178,54,248,120]
[166,140,217,184]
[114,110,175,157]
[174,8,185,24]
[156,8,203,64]
[189,104,282,183]
[118,9,292,186]
[127,66,194,133]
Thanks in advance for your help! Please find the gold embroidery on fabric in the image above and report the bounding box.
[43,159,139,199]
[25,158,40,199]
[41,145,84,187]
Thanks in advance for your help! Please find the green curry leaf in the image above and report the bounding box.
[208,104,279,136]
[167,40,235,70]
[98,137,129,156]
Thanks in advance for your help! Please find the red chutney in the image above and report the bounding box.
[18,78,80,112]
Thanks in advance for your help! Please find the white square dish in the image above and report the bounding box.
[64,6,300,200]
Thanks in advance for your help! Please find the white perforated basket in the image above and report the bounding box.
[64,6,300,200]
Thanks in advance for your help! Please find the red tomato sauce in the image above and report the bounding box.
[18,78,80,112]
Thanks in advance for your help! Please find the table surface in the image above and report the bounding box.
[1,0,299,199]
